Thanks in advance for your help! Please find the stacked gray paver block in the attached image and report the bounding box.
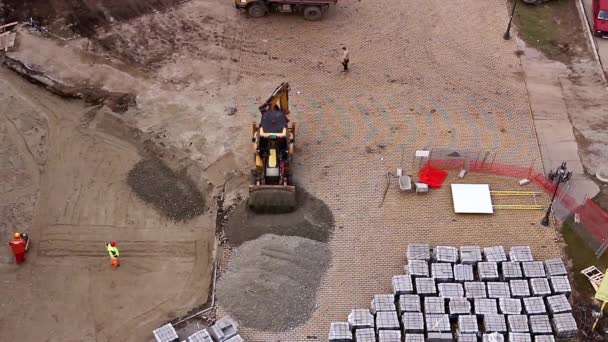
[354,328,375,342]
[454,264,475,282]
[402,312,424,333]
[449,298,472,316]
[509,246,534,262]
[371,294,396,314]
[438,282,464,298]
[530,278,552,297]
[499,298,522,315]
[415,277,437,296]
[483,314,507,333]
[188,330,213,342]
[392,274,414,297]
[510,280,531,298]
[348,309,374,330]
[434,246,458,263]
[546,294,572,314]
[543,259,567,277]
[484,246,508,263]
[487,282,511,299]
[398,294,421,313]
[460,246,483,265]
[483,333,505,342]
[407,259,429,278]
[425,314,451,332]
[534,335,555,342]
[523,297,547,315]
[328,322,352,342]
[474,298,498,315]
[432,263,454,282]
[502,262,523,280]
[224,335,244,342]
[508,315,529,333]
[378,330,401,342]
[424,297,446,314]
[529,315,552,335]
[208,316,238,342]
[479,262,500,281]
[408,244,431,261]
[153,324,179,342]
[375,311,400,332]
[458,333,479,342]
[404,334,425,341]
[551,313,578,339]
[549,276,571,296]
[508,333,532,342]
[522,262,546,278]
[458,315,479,335]
[465,282,487,298]
[427,332,454,341]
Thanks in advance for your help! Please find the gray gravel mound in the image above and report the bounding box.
[127,159,205,221]
[217,234,331,332]
[223,189,334,246]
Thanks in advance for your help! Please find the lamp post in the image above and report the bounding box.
[504,0,518,40]
[541,162,572,227]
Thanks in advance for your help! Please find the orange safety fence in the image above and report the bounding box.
[428,159,608,250]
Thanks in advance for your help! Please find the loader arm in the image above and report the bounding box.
[258,82,290,115]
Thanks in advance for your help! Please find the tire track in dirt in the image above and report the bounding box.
[0,68,215,342]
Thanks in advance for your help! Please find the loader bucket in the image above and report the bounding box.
[248,185,297,213]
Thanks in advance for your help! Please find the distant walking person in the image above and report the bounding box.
[106,241,120,268]
[341,47,350,72]
[8,232,26,264]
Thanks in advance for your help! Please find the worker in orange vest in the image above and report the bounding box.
[105,241,120,268]
[8,232,27,264]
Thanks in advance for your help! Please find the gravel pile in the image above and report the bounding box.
[127,159,205,221]
[217,234,331,331]
[223,189,334,246]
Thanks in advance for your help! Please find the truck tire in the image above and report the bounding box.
[248,3,268,18]
[303,6,323,21]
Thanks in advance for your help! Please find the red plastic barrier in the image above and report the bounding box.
[418,163,448,188]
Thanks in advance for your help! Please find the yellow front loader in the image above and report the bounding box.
[248,82,297,213]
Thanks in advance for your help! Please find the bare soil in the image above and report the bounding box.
[217,234,331,332]
[0,0,185,36]
[223,189,335,246]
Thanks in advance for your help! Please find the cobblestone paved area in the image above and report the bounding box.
[223,0,562,340]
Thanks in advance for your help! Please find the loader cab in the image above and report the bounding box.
[594,0,608,36]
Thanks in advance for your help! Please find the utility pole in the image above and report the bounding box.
[504,0,518,40]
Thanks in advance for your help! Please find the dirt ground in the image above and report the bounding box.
[0,67,215,341]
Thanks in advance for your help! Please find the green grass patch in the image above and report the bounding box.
[562,221,608,297]
[512,0,587,62]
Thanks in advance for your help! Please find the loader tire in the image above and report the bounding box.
[248,3,268,18]
[303,6,323,21]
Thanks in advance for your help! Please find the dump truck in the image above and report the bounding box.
[235,0,338,21]
[248,83,297,213]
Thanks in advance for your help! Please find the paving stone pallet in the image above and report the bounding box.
[328,244,577,342]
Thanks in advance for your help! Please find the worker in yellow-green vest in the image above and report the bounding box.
[105,241,120,268]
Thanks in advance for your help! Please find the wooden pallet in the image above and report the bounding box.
[581,265,604,291]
